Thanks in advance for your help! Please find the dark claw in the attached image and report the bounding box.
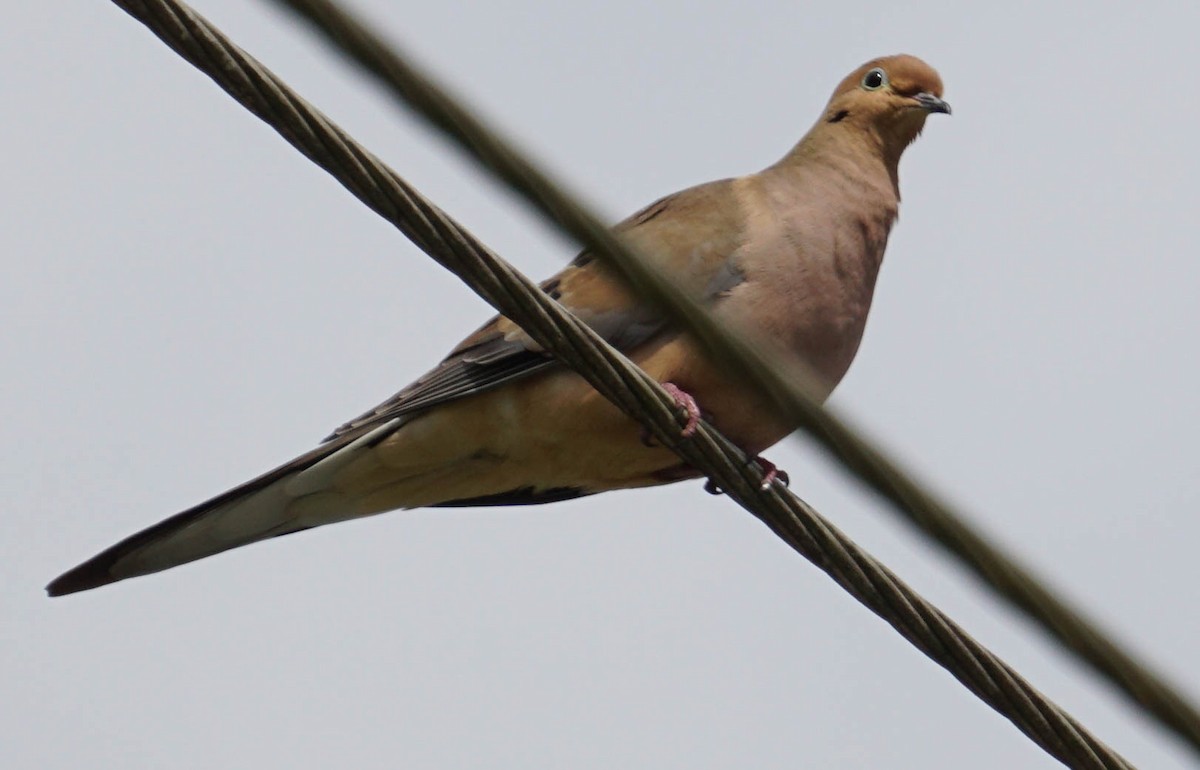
[704,479,724,495]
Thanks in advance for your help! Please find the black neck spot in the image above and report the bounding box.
[828,110,849,123]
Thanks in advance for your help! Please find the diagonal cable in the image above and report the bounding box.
[107,0,1136,767]
[249,0,1200,756]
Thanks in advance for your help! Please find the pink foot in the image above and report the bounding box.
[661,382,701,438]
[703,455,790,495]
[752,456,790,490]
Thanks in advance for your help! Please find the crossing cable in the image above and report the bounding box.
[254,0,1200,756]
[108,1,1136,767]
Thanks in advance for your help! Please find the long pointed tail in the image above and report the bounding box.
[46,420,401,596]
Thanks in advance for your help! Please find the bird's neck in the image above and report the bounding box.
[771,120,908,200]
[755,121,903,285]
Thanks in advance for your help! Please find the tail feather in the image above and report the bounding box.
[46,420,401,597]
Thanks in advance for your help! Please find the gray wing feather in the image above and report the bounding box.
[322,334,559,442]
[324,181,746,443]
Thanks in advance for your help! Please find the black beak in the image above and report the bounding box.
[913,92,951,115]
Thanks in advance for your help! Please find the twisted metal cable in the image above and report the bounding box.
[109,1,1135,767]
[253,0,1200,756]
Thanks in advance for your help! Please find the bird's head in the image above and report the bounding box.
[821,54,949,161]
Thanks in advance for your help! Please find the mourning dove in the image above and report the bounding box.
[47,54,949,596]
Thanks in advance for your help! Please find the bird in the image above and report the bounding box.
[47,54,949,596]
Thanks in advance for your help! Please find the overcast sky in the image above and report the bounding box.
[5,1,1200,768]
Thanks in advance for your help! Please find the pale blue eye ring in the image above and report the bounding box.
[861,67,888,91]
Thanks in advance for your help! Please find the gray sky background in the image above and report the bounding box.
[5,2,1199,768]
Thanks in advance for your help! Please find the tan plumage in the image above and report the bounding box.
[47,54,949,596]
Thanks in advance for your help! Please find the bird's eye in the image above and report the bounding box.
[861,68,888,91]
